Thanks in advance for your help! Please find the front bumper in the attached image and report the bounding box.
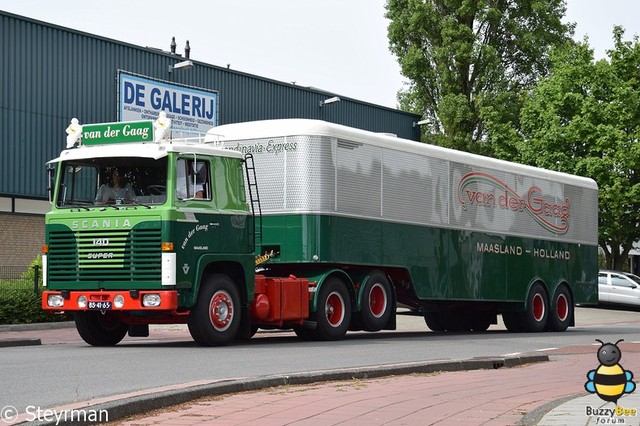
[42,290,179,311]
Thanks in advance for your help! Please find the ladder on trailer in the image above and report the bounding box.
[243,154,263,254]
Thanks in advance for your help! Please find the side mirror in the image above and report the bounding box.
[47,164,56,204]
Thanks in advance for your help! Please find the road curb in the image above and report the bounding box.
[0,321,74,332]
[0,337,41,347]
[516,393,582,426]
[28,353,549,425]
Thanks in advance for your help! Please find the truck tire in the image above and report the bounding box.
[518,283,549,332]
[188,274,241,346]
[424,312,445,331]
[293,327,313,340]
[311,277,351,340]
[359,271,393,331]
[502,312,522,332]
[470,312,493,331]
[74,311,129,346]
[546,285,573,332]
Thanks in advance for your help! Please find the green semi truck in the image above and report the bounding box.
[42,117,599,346]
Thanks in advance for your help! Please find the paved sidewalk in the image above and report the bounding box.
[3,319,640,425]
[102,344,640,426]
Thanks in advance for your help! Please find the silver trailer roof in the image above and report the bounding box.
[208,119,597,191]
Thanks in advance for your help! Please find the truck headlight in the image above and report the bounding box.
[47,294,65,308]
[77,295,87,308]
[142,294,161,307]
[114,295,125,308]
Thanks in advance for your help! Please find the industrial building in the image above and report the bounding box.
[0,10,420,270]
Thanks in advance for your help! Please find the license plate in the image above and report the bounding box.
[87,301,112,310]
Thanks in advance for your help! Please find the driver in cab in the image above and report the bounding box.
[95,169,134,204]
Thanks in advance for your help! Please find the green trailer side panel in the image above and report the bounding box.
[262,214,598,305]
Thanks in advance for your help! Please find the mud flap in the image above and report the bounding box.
[128,324,149,337]
[235,304,253,340]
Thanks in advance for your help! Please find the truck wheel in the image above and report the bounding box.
[312,277,351,340]
[470,312,492,332]
[359,271,393,331]
[188,274,241,346]
[547,285,573,332]
[74,311,129,346]
[502,312,522,332]
[519,283,549,332]
[424,312,445,331]
[293,327,313,340]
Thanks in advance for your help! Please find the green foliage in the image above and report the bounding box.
[385,0,573,155]
[20,255,43,287]
[0,257,70,324]
[0,289,47,324]
[520,28,640,269]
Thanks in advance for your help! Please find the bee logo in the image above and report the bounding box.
[585,339,636,404]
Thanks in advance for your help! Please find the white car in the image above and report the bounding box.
[598,270,640,308]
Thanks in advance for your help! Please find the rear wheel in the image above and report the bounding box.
[471,312,492,332]
[359,271,393,331]
[502,312,522,332]
[519,283,549,332]
[311,277,351,340]
[424,312,445,331]
[75,311,129,346]
[188,274,241,346]
[547,285,573,332]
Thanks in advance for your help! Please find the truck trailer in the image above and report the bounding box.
[42,117,599,346]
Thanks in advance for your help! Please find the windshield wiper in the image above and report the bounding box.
[98,204,121,210]
[63,202,92,211]
[127,200,152,209]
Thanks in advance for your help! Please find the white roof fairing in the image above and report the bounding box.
[47,139,245,163]
[207,119,598,191]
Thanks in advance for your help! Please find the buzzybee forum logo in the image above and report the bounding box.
[585,339,636,404]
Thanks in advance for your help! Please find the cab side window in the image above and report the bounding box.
[176,158,210,200]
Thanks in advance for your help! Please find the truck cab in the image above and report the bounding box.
[42,118,256,346]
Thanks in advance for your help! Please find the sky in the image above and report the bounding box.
[0,0,639,109]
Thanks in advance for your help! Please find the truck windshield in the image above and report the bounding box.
[56,157,168,208]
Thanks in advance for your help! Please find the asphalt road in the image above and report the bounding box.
[2,307,640,414]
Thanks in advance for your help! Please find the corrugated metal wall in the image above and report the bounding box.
[0,10,420,199]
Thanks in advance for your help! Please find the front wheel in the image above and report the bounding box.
[75,311,129,346]
[188,274,241,346]
[311,277,352,341]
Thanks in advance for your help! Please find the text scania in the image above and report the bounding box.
[123,82,214,119]
[72,219,132,229]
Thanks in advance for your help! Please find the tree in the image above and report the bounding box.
[385,0,573,156]
[520,28,640,270]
